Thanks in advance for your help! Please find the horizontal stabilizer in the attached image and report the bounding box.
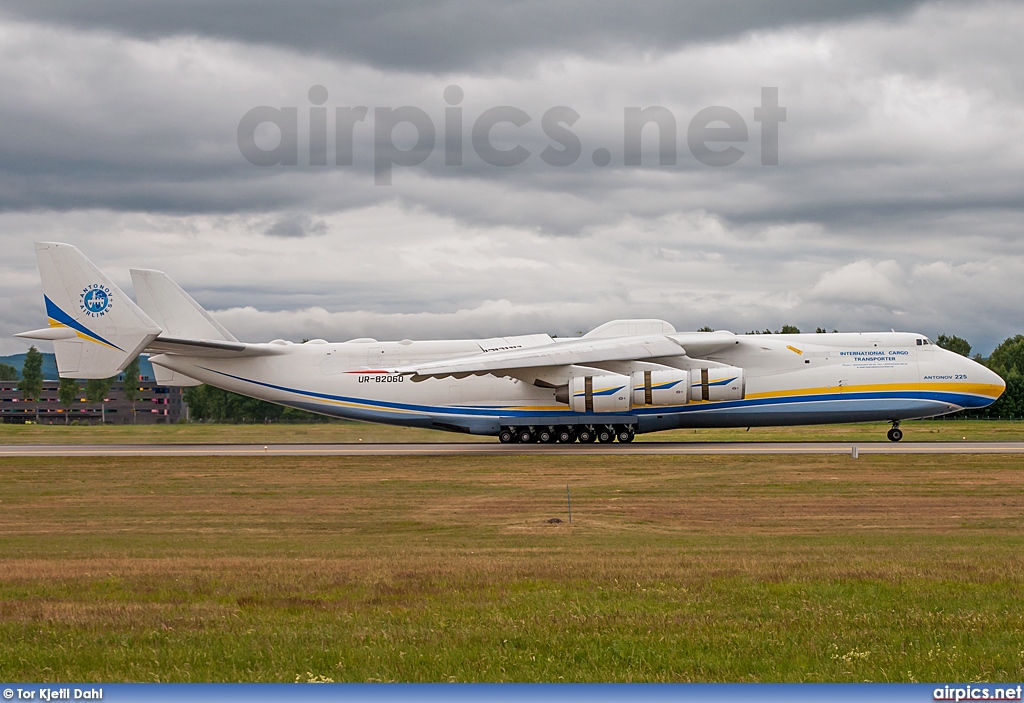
[15,327,78,341]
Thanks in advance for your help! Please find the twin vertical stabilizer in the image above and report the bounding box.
[130,269,237,343]
[15,242,233,383]
[15,243,162,379]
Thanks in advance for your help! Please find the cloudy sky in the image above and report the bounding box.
[1,0,1021,356]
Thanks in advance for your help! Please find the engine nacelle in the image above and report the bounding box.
[565,373,632,413]
[632,369,690,406]
[690,366,745,402]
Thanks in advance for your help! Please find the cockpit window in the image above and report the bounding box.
[916,338,932,346]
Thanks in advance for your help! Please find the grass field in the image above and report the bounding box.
[0,418,1022,444]
[1,450,1023,682]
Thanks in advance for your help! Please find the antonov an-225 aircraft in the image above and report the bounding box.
[17,243,1005,443]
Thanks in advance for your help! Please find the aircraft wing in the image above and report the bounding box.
[145,337,290,358]
[667,331,741,357]
[388,334,687,380]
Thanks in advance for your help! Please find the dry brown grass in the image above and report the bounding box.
[2,454,1024,541]
[2,453,1023,681]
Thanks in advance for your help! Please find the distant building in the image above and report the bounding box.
[0,374,184,424]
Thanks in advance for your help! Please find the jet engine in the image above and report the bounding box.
[557,373,632,413]
[632,369,690,406]
[690,366,745,401]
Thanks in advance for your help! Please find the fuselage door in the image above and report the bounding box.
[366,344,397,369]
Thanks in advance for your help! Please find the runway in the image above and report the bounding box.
[3,441,1024,457]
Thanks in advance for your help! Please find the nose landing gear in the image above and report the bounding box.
[886,422,903,442]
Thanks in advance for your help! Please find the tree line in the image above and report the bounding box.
[945,334,1024,419]
[181,384,328,423]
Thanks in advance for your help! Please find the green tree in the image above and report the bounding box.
[0,362,17,381]
[961,334,1024,419]
[85,377,114,424]
[936,334,972,357]
[122,356,141,423]
[697,326,714,332]
[988,334,1024,378]
[183,384,325,423]
[19,346,43,423]
[57,377,79,425]
[746,327,798,335]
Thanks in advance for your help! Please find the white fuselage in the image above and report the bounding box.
[150,332,1005,436]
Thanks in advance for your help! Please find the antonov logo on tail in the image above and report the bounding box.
[80,284,111,317]
[16,243,1007,445]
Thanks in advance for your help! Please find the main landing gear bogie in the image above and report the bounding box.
[499,424,635,445]
[887,421,903,443]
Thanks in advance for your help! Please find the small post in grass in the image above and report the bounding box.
[566,483,572,524]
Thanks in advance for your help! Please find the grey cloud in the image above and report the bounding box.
[1,0,931,72]
[2,4,1021,241]
[1,1,1022,360]
[3,201,1021,357]
[265,214,328,238]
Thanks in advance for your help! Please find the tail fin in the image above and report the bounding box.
[130,269,237,342]
[16,242,162,379]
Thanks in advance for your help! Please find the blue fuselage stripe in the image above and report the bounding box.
[199,367,992,419]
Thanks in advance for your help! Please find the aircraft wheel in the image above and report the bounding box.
[517,428,535,443]
[498,428,515,444]
[556,427,574,444]
[887,427,903,442]
[597,427,615,443]
[537,428,555,443]
[577,428,595,443]
[616,427,634,443]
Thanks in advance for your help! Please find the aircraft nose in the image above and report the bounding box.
[969,356,1005,399]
